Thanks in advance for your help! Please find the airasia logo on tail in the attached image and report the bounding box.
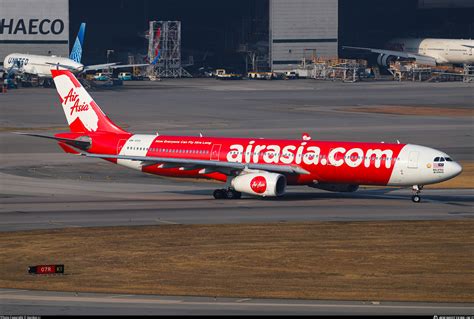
[250,176,267,194]
[54,72,99,132]
[63,88,89,115]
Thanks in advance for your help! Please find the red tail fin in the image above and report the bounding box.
[51,70,128,134]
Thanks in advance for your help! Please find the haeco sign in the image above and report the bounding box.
[0,0,69,59]
[0,18,65,35]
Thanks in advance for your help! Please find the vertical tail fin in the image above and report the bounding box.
[69,23,86,63]
[51,70,129,135]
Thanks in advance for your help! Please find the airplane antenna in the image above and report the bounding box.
[199,132,203,137]
[397,140,400,144]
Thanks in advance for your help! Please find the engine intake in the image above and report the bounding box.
[231,172,286,197]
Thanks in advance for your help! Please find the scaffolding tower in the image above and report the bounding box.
[147,21,191,78]
[310,58,367,83]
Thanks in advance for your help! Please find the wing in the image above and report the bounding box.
[342,46,437,66]
[80,152,310,176]
[16,132,310,175]
[45,62,79,71]
[83,63,118,71]
[83,63,149,71]
[108,63,149,69]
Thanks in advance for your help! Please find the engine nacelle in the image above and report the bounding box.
[231,172,286,197]
[310,183,359,193]
[377,53,397,67]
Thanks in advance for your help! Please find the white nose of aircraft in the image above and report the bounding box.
[449,161,463,178]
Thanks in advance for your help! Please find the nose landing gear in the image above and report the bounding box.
[411,185,423,203]
[213,188,242,200]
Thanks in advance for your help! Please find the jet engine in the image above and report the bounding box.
[309,183,359,193]
[377,53,398,67]
[231,172,286,197]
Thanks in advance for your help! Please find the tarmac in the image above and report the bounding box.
[1,289,473,315]
[0,78,473,314]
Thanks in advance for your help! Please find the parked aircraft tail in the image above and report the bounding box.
[69,23,86,63]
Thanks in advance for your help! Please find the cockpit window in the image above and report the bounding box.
[445,157,453,162]
[434,157,440,162]
[440,157,445,162]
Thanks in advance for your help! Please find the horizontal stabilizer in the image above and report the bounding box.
[14,132,91,150]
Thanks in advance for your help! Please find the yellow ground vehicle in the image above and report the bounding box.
[215,69,242,80]
[247,71,276,80]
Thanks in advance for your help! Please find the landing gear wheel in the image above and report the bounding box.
[213,189,225,199]
[225,189,242,200]
[411,185,423,203]
[225,190,234,199]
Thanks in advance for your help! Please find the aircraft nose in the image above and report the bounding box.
[451,162,463,177]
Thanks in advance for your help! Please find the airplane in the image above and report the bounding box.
[343,38,474,67]
[18,69,463,202]
[2,23,148,84]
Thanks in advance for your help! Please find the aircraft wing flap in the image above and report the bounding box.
[81,152,310,175]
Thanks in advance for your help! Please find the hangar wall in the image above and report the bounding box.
[0,0,69,63]
[269,0,338,71]
[418,0,474,8]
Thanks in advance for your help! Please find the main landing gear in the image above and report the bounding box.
[411,185,423,203]
[213,188,242,200]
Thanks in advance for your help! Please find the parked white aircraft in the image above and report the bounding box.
[2,23,147,79]
[344,38,474,66]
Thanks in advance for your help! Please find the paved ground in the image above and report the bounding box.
[1,289,473,315]
[0,157,472,232]
[0,78,472,314]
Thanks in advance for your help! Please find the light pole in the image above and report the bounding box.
[106,50,114,64]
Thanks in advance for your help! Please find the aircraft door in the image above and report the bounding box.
[210,144,221,161]
[408,151,419,169]
[117,139,128,154]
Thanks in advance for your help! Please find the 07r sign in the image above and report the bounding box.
[28,264,64,275]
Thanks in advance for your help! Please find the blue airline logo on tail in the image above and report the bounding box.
[69,23,86,63]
